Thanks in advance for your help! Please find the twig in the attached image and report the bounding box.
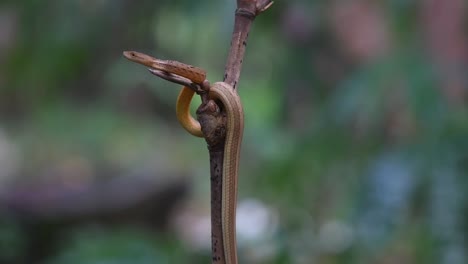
[196,1,273,263]
[223,0,274,89]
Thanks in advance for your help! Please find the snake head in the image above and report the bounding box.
[123,51,156,68]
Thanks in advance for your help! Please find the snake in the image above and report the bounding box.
[123,50,243,264]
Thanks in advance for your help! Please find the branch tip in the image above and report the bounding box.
[256,0,274,14]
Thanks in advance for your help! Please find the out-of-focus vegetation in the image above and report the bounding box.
[0,0,467,263]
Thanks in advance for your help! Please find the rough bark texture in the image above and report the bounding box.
[209,149,226,263]
[197,98,226,263]
[223,13,253,90]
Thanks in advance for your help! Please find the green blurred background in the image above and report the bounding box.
[0,0,467,263]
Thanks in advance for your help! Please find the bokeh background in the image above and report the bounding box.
[0,0,467,263]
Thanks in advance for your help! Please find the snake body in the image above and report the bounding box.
[123,51,243,264]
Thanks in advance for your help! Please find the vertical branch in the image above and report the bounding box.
[223,13,253,89]
[223,0,274,90]
[209,149,226,263]
[197,99,227,264]
[200,1,273,263]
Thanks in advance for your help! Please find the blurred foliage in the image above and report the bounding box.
[46,227,188,264]
[0,0,467,264]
